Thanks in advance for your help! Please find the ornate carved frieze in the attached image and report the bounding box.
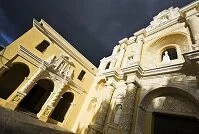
[47,54,74,80]
[146,7,180,32]
[18,45,74,81]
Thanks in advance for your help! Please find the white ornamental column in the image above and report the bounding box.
[88,83,115,134]
[134,38,144,63]
[48,81,67,107]
[111,45,120,55]
[187,15,199,44]
[38,80,67,121]
[110,57,117,69]
[134,29,145,64]
[110,45,120,69]
[18,65,45,95]
[10,64,46,108]
[115,44,126,68]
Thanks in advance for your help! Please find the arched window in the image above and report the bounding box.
[0,63,30,99]
[50,92,74,122]
[105,62,111,69]
[18,79,54,114]
[162,48,177,63]
[36,40,50,53]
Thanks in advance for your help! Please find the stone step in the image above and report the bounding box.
[0,106,74,134]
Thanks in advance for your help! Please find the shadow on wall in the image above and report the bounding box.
[77,61,199,134]
[0,106,74,134]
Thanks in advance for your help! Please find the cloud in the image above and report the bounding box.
[0,0,194,66]
[0,8,19,45]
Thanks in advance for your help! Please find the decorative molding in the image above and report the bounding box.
[33,19,97,75]
[146,7,181,32]
[17,45,86,94]
[183,49,199,62]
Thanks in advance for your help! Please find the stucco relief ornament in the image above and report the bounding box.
[47,54,74,79]
[146,7,180,31]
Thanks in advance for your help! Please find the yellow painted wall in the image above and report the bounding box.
[0,20,97,132]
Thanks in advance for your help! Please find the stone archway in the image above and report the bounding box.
[134,87,199,134]
[0,63,30,99]
[50,92,74,122]
[18,79,54,115]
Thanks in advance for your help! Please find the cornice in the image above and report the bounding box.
[183,49,199,62]
[18,45,87,94]
[98,62,184,79]
[33,19,97,75]
[180,0,199,13]
[142,63,184,77]
[145,17,181,36]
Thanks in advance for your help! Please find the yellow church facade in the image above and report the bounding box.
[0,19,97,132]
[0,1,199,134]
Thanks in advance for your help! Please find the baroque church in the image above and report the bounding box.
[0,1,199,134]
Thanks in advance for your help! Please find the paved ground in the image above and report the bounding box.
[0,106,74,134]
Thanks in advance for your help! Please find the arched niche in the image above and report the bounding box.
[161,47,178,63]
[144,33,190,68]
[96,79,106,92]
[50,92,74,122]
[135,87,199,134]
[87,98,97,112]
[18,79,54,114]
[0,62,30,99]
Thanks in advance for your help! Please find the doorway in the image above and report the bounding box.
[18,79,54,115]
[153,112,199,134]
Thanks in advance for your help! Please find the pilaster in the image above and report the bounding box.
[88,82,115,134]
[38,80,68,122]
[4,65,46,110]
[115,39,127,68]
[104,81,138,134]
[185,6,199,45]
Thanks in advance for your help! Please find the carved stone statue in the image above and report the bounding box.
[162,51,170,63]
[114,105,122,125]
[47,54,74,79]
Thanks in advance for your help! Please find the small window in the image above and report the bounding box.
[105,62,111,69]
[162,48,177,61]
[78,70,86,81]
[36,40,50,53]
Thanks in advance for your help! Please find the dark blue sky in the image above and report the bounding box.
[0,0,194,66]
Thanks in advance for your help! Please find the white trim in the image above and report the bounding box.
[33,19,97,75]
[17,45,86,94]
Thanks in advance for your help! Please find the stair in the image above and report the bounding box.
[0,106,74,134]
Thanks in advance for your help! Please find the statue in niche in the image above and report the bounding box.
[113,104,122,125]
[162,51,170,63]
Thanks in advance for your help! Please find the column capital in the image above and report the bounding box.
[39,61,47,70]
[126,80,139,89]
[61,79,69,86]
